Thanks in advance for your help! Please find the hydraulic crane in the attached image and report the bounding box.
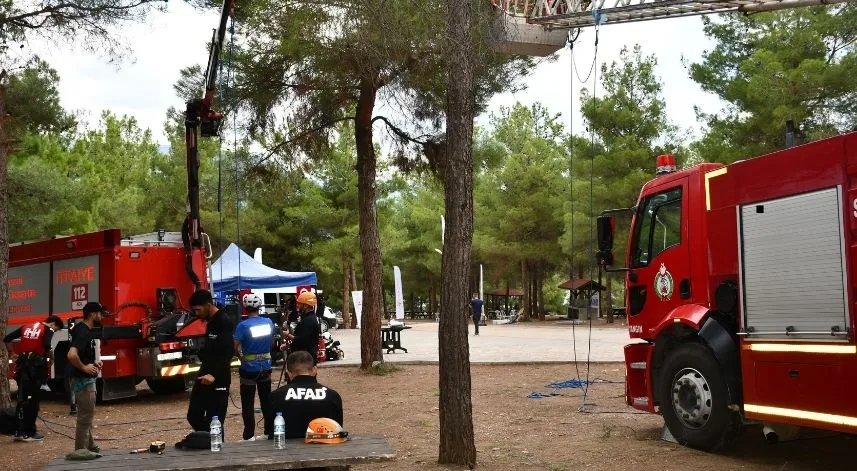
[182,0,235,289]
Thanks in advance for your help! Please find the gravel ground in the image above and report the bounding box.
[1,363,853,471]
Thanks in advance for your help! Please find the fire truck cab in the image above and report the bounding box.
[598,131,857,450]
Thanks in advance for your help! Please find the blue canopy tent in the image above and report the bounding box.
[210,243,317,292]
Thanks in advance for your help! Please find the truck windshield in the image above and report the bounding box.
[630,187,682,267]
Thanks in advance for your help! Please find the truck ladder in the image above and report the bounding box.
[495,0,857,29]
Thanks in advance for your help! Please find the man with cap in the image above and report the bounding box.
[66,302,105,457]
[4,315,64,442]
[282,291,320,364]
[186,289,234,437]
[233,293,275,441]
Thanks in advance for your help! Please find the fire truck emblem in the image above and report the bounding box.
[654,263,674,300]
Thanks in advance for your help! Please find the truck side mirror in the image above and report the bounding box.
[596,215,615,266]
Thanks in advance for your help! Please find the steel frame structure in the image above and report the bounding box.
[494,0,857,29]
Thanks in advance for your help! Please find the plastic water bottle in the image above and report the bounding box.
[274,412,286,450]
[210,416,222,452]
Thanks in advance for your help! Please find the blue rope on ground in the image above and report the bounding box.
[527,392,552,399]
[548,378,594,389]
[528,377,624,399]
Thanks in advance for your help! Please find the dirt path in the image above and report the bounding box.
[2,363,853,470]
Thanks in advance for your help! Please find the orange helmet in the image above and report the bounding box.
[296,291,317,308]
[305,418,348,444]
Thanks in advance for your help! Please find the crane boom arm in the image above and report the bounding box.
[182,0,235,290]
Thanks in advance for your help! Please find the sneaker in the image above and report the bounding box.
[88,445,100,453]
[22,433,45,442]
[13,433,24,442]
[241,436,256,442]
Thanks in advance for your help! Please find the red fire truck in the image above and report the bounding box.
[8,229,216,400]
[597,130,857,450]
[5,0,236,400]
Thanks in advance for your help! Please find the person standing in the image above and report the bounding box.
[66,302,105,456]
[187,289,234,438]
[282,291,320,364]
[470,293,483,336]
[4,315,63,442]
[233,294,275,441]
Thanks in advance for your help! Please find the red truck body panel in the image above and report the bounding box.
[7,229,209,398]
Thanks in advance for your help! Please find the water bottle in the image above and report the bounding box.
[274,412,286,450]
[210,416,222,452]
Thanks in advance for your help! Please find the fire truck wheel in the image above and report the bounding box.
[658,342,736,452]
[147,376,188,395]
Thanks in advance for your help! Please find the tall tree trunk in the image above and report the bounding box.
[521,260,529,319]
[350,260,359,290]
[355,80,383,369]
[428,284,434,318]
[530,265,537,319]
[438,0,476,465]
[605,272,614,324]
[537,262,545,321]
[0,78,11,409]
[504,280,509,315]
[342,258,353,329]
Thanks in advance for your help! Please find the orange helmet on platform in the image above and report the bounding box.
[296,291,317,308]
[305,418,348,444]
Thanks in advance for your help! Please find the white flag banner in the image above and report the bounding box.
[351,290,363,329]
[394,266,405,320]
[479,264,484,316]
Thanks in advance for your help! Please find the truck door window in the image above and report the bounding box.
[631,187,682,267]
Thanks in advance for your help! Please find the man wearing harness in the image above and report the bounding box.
[4,315,63,442]
[233,293,275,441]
[282,291,320,364]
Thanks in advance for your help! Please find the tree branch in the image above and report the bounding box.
[251,116,356,168]
[3,0,161,29]
[371,115,432,145]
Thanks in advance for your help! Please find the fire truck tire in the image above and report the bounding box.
[147,377,187,395]
[658,342,738,452]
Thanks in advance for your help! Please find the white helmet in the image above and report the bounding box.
[243,294,262,310]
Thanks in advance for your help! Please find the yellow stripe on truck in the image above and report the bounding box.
[744,404,857,428]
[747,343,856,354]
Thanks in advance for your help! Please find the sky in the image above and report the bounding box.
[25,2,728,147]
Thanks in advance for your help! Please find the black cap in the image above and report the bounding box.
[82,302,106,315]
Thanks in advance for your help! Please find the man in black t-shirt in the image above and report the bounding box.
[265,351,342,439]
[66,302,105,455]
[187,289,235,438]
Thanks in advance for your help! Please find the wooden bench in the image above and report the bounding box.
[41,435,395,471]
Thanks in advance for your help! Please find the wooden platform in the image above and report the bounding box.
[41,435,395,471]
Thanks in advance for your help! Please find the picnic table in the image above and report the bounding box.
[41,435,395,471]
[380,324,411,354]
